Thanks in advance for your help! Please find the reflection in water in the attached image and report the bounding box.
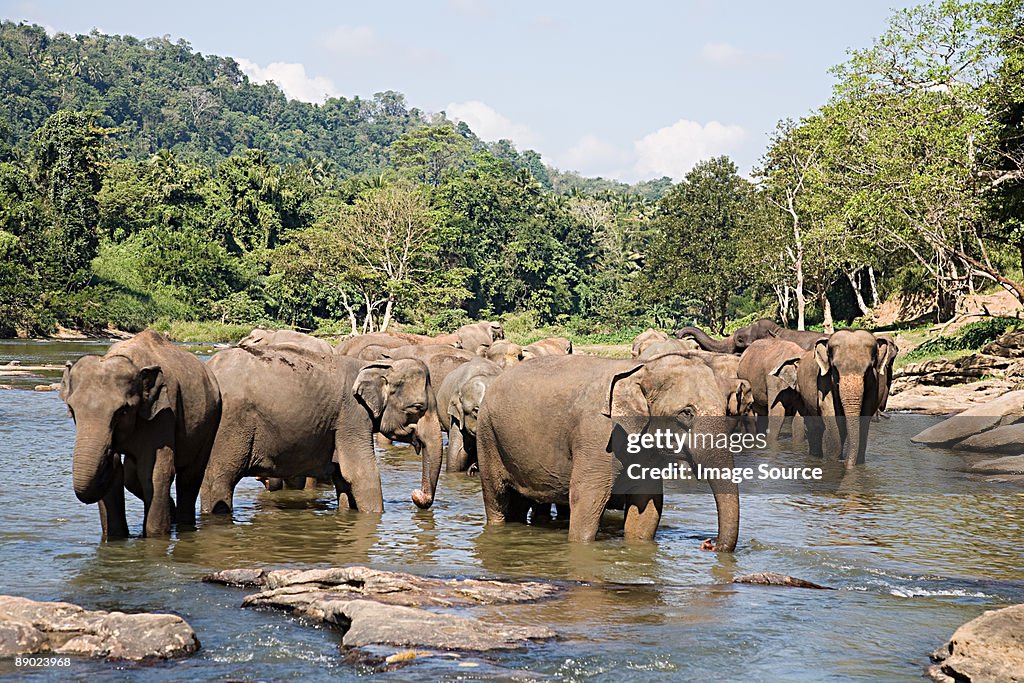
[1,361,1023,681]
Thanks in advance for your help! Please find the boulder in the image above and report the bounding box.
[894,354,1024,391]
[980,329,1024,358]
[911,390,1024,446]
[732,573,832,590]
[955,423,1024,453]
[929,604,1024,682]
[969,455,1024,475]
[204,566,557,653]
[0,595,198,661]
[886,380,1015,414]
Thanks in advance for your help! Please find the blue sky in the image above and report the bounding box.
[3,0,915,182]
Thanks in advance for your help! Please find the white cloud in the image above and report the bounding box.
[322,25,381,56]
[445,100,539,148]
[699,41,744,66]
[632,119,746,180]
[556,119,746,182]
[561,135,632,176]
[235,58,338,104]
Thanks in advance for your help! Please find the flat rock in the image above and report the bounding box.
[969,455,1024,475]
[886,380,1014,414]
[0,595,199,661]
[929,603,1024,682]
[732,573,833,590]
[980,329,1024,358]
[955,424,1024,453]
[205,566,558,652]
[894,354,1024,390]
[911,390,1024,446]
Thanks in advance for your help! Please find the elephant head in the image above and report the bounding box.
[448,376,489,438]
[353,358,443,509]
[61,354,171,504]
[482,340,522,368]
[603,355,740,551]
[674,319,782,354]
[814,330,893,467]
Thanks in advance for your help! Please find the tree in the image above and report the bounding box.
[389,123,472,186]
[30,110,109,290]
[643,157,752,334]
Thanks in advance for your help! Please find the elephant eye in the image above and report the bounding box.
[679,406,696,418]
[407,402,425,413]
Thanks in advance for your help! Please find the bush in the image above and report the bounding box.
[902,316,1021,362]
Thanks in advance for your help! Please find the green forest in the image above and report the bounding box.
[0,0,1021,340]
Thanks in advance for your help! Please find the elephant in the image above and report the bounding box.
[631,328,669,358]
[60,330,221,538]
[636,338,700,360]
[481,339,522,369]
[521,336,573,359]
[456,321,505,354]
[636,347,754,426]
[794,329,894,467]
[675,319,826,354]
[335,333,432,358]
[476,354,740,548]
[435,358,503,472]
[379,344,477,389]
[737,339,806,440]
[199,347,444,514]
[239,328,332,356]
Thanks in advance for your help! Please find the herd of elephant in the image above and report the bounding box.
[57,317,896,551]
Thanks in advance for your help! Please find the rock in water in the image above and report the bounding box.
[929,604,1024,682]
[911,390,1024,446]
[955,424,1024,453]
[969,455,1024,475]
[0,595,199,660]
[732,573,833,590]
[204,566,557,652]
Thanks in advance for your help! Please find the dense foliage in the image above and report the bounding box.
[0,1,1021,338]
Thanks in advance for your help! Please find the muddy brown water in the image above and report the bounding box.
[0,341,1022,681]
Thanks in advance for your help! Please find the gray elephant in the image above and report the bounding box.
[380,344,477,390]
[60,330,221,538]
[200,347,444,514]
[476,354,739,548]
[737,339,806,440]
[456,321,505,354]
[636,338,700,360]
[631,328,670,358]
[875,334,899,414]
[239,328,332,356]
[335,332,428,358]
[481,339,522,369]
[794,330,895,466]
[435,358,503,472]
[675,319,825,354]
[521,336,572,359]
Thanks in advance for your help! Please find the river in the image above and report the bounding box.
[0,341,1021,681]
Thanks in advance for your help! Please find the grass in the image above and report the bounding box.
[150,319,260,343]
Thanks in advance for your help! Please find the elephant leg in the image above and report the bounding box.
[446,426,469,473]
[530,503,554,523]
[334,431,383,513]
[173,458,204,529]
[331,465,353,511]
[139,444,176,537]
[303,477,318,490]
[623,493,663,541]
[200,428,252,515]
[374,433,393,449]
[766,402,787,444]
[805,414,824,458]
[555,504,570,520]
[98,456,130,539]
[791,414,806,444]
[567,463,612,543]
[123,455,143,501]
[477,421,514,526]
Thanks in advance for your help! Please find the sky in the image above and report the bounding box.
[2,0,917,183]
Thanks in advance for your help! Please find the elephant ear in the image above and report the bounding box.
[447,392,464,430]
[602,364,648,418]
[59,360,75,403]
[728,379,752,416]
[138,365,172,421]
[353,363,391,419]
[770,358,801,390]
[876,336,897,372]
[814,338,831,376]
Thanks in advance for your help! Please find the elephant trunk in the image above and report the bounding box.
[411,406,444,509]
[72,428,114,504]
[674,326,736,354]
[838,375,866,467]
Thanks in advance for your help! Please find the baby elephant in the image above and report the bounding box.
[435,358,503,472]
[60,330,222,538]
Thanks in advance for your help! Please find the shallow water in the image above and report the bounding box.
[0,343,1022,681]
